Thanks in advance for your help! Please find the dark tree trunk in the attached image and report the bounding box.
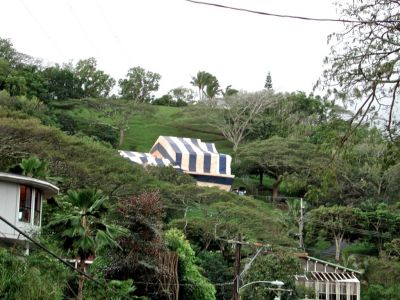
[259,169,263,187]
[119,128,125,146]
[271,175,283,202]
[77,258,86,300]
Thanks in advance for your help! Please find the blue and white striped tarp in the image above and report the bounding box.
[149,136,232,177]
[119,150,173,167]
[119,136,234,191]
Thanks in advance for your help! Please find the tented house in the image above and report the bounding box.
[120,136,234,191]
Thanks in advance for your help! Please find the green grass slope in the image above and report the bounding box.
[123,105,231,153]
[51,99,233,153]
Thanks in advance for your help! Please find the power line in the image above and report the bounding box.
[0,215,133,300]
[305,218,392,238]
[18,0,66,58]
[0,215,237,290]
[94,1,130,62]
[0,215,103,286]
[64,0,99,57]
[185,0,399,24]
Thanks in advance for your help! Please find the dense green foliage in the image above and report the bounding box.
[1,31,400,299]
[165,229,216,300]
[240,253,301,300]
[0,249,71,299]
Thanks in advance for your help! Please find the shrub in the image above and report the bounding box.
[165,229,216,300]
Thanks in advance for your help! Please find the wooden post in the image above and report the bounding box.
[232,234,242,300]
[299,198,304,250]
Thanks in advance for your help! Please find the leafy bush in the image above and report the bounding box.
[165,229,216,300]
[0,116,148,196]
[0,248,71,299]
[55,112,119,147]
[362,284,400,300]
[0,89,52,124]
[146,165,196,185]
[240,252,300,300]
[197,251,232,300]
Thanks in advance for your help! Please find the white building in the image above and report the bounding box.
[295,254,361,300]
[0,172,59,247]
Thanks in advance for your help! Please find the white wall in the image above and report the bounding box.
[0,181,18,240]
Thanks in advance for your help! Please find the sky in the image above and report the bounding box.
[0,0,344,96]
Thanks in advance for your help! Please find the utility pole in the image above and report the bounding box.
[299,198,304,250]
[232,233,242,300]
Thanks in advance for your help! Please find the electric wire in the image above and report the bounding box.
[18,0,66,58]
[0,215,102,283]
[64,0,99,57]
[0,215,236,288]
[185,0,400,24]
[95,0,130,62]
[0,215,133,300]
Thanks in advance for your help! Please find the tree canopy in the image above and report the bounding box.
[119,66,161,102]
[322,0,400,139]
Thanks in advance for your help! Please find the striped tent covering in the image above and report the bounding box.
[119,150,174,167]
[149,136,234,190]
[149,136,232,176]
[120,136,234,191]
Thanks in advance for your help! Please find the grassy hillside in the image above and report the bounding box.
[124,105,232,153]
[0,110,291,246]
[51,99,233,153]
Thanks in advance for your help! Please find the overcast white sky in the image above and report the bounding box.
[0,0,344,96]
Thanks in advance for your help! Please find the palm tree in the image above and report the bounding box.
[19,156,48,179]
[204,77,221,106]
[190,71,213,101]
[51,189,125,300]
[221,85,239,97]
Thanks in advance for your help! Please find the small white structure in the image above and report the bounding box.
[0,172,59,245]
[295,254,361,300]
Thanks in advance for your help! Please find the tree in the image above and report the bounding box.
[0,249,71,299]
[119,66,161,102]
[221,85,238,97]
[248,92,333,141]
[281,199,307,249]
[19,156,48,179]
[152,94,174,106]
[212,90,275,152]
[42,64,78,100]
[306,205,361,262]
[74,58,115,98]
[264,71,272,90]
[101,100,154,146]
[0,37,22,66]
[168,86,195,104]
[383,238,400,260]
[106,192,168,299]
[165,228,216,300]
[204,75,221,105]
[322,0,400,140]
[50,189,125,300]
[360,203,399,252]
[190,71,214,102]
[236,136,325,200]
[240,253,302,300]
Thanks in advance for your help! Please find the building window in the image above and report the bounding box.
[350,295,358,300]
[329,294,337,300]
[319,293,326,299]
[19,185,32,223]
[34,190,42,225]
